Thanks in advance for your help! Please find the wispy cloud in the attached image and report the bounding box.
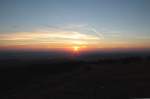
[0,28,100,47]
[88,27,104,39]
[1,24,150,49]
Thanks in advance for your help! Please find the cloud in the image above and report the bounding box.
[1,24,131,49]
[41,24,105,40]
[0,29,100,46]
[88,27,104,39]
[2,24,149,49]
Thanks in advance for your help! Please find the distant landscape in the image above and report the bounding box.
[0,50,150,98]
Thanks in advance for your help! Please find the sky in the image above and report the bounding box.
[0,0,150,51]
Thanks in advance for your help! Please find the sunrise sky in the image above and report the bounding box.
[0,0,150,51]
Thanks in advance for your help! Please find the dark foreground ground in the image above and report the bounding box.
[0,56,150,99]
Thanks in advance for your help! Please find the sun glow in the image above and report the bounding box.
[73,46,80,52]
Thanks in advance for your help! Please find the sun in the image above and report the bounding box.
[73,46,80,52]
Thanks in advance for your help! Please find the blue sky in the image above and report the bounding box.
[0,0,150,50]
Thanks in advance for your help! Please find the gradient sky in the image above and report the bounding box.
[0,0,150,51]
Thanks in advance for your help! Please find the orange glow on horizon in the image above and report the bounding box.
[0,43,150,52]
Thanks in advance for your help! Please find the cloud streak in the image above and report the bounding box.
[0,29,100,47]
[1,24,150,50]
